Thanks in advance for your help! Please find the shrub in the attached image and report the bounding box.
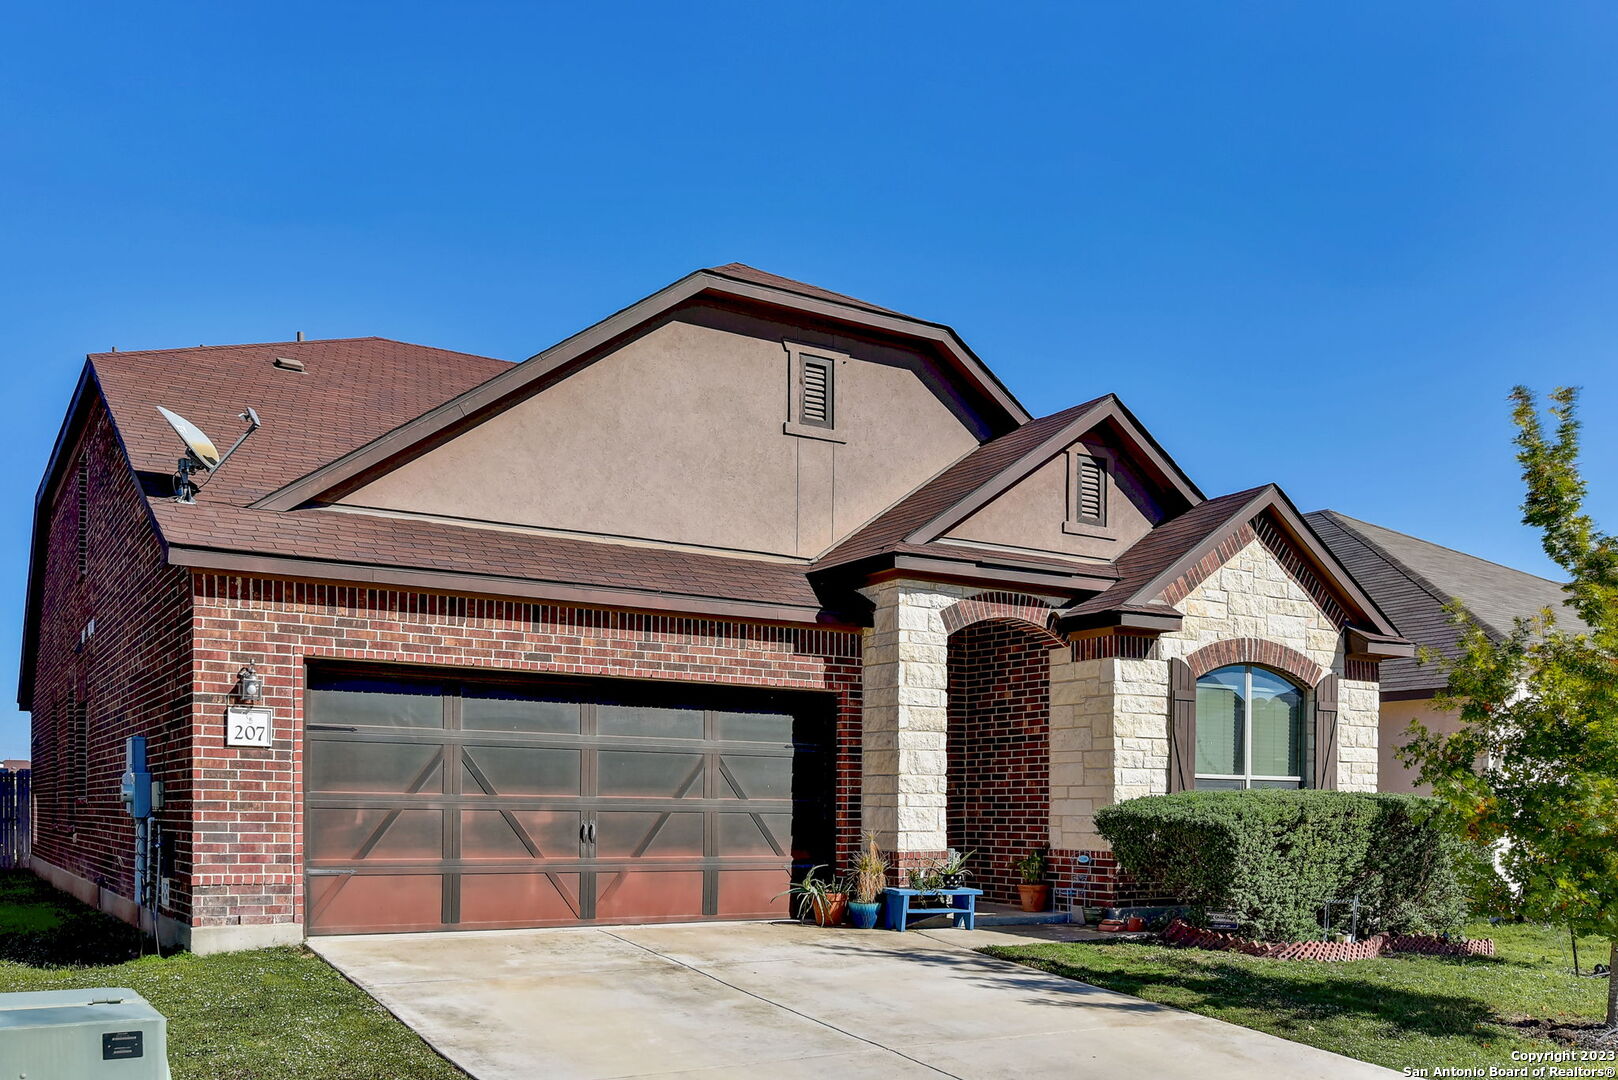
[1094,790,1466,942]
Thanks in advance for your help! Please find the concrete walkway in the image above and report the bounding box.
[312,921,1398,1080]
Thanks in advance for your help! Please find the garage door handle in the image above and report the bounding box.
[582,821,596,844]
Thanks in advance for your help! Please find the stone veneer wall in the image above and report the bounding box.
[1048,537,1381,904]
[946,620,1052,903]
[860,581,1064,864]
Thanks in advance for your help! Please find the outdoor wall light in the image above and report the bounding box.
[234,663,264,705]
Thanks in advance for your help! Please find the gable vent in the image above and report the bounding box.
[801,358,832,425]
[1075,455,1107,524]
[273,356,306,372]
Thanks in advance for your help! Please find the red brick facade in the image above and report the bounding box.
[185,577,862,929]
[946,620,1053,904]
[28,399,193,920]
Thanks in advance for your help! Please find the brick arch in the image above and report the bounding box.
[940,591,1065,646]
[1182,637,1326,686]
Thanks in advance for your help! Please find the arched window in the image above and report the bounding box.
[1194,664,1308,789]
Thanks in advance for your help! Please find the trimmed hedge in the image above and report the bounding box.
[1094,790,1467,942]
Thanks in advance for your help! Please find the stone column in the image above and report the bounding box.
[1336,677,1381,791]
[1048,651,1172,851]
[859,580,967,860]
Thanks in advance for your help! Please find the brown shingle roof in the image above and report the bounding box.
[815,396,1113,569]
[706,263,912,320]
[1306,510,1587,694]
[1065,486,1272,615]
[91,337,824,613]
[94,337,512,504]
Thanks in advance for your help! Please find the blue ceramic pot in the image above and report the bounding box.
[848,901,881,929]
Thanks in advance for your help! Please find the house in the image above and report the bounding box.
[19,264,1411,953]
[1307,510,1585,793]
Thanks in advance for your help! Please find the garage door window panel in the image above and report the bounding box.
[595,811,705,859]
[307,740,445,795]
[597,751,705,799]
[310,807,444,862]
[461,809,581,860]
[462,687,581,734]
[308,675,444,728]
[461,745,581,797]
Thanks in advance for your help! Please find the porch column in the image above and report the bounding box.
[859,580,962,861]
[1048,650,1172,851]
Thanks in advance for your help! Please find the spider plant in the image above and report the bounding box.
[774,865,844,924]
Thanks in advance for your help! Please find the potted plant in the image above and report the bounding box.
[847,834,888,929]
[937,848,973,890]
[776,865,847,926]
[1014,846,1051,912]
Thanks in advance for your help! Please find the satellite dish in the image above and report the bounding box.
[156,407,222,469]
[155,404,262,504]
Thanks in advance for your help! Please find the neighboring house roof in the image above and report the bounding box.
[1305,510,1586,695]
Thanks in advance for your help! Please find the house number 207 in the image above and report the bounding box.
[225,705,275,748]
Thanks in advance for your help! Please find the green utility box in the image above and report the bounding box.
[0,987,171,1079]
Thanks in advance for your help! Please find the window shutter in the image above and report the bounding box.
[1168,657,1196,792]
[800,358,832,426]
[1313,673,1339,790]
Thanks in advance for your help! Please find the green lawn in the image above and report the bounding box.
[0,871,464,1080]
[983,921,1610,1072]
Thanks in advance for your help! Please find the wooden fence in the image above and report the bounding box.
[0,771,30,869]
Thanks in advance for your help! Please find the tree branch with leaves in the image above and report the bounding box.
[1400,385,1618,1029]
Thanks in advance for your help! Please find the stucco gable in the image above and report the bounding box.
[331,305,992,559]
[252,265,1031,514]
[943,427,1169,563]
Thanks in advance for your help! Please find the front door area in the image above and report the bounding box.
[304,665,832,934]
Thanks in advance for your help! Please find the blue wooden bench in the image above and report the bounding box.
[881,887,982,931]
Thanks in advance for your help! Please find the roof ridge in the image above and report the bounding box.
[88,337,508,363]
[1313,510,1502,639]
[1325,510,1567,589]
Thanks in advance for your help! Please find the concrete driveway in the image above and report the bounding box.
[312,921,1396,1080]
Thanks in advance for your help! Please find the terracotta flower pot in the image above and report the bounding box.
[812,892,849,926]
[1017,884,1052,913]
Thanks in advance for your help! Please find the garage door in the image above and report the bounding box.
[304,667,833,935]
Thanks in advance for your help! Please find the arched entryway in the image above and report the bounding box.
[945,617,1063,904]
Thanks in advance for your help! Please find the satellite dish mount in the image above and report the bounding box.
[157,405,262,504]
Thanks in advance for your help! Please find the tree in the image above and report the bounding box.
[1401,386,1618,1029]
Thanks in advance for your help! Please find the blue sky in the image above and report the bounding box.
[3,2,1616,757]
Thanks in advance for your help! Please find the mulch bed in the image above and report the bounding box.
[1161,918,1495,963]
[1504,1017,1618,1052]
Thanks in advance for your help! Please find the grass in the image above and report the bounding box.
[0,871,465,1080]
[983,920,1611,1072]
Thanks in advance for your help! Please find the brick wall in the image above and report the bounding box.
[946,620,1053,904]
[188,577,863,930]
[28,393,194,922]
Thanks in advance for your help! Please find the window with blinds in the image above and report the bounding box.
[1070,453,1108,526]
[800,357,833,428]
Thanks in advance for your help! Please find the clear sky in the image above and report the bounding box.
[3,2,1616,758]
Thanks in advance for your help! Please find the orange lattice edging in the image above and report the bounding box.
[1161,919,1495,962]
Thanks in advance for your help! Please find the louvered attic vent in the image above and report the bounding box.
[801,358,832,426]
[273,356,306,372]
[1074,454,1107,525]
